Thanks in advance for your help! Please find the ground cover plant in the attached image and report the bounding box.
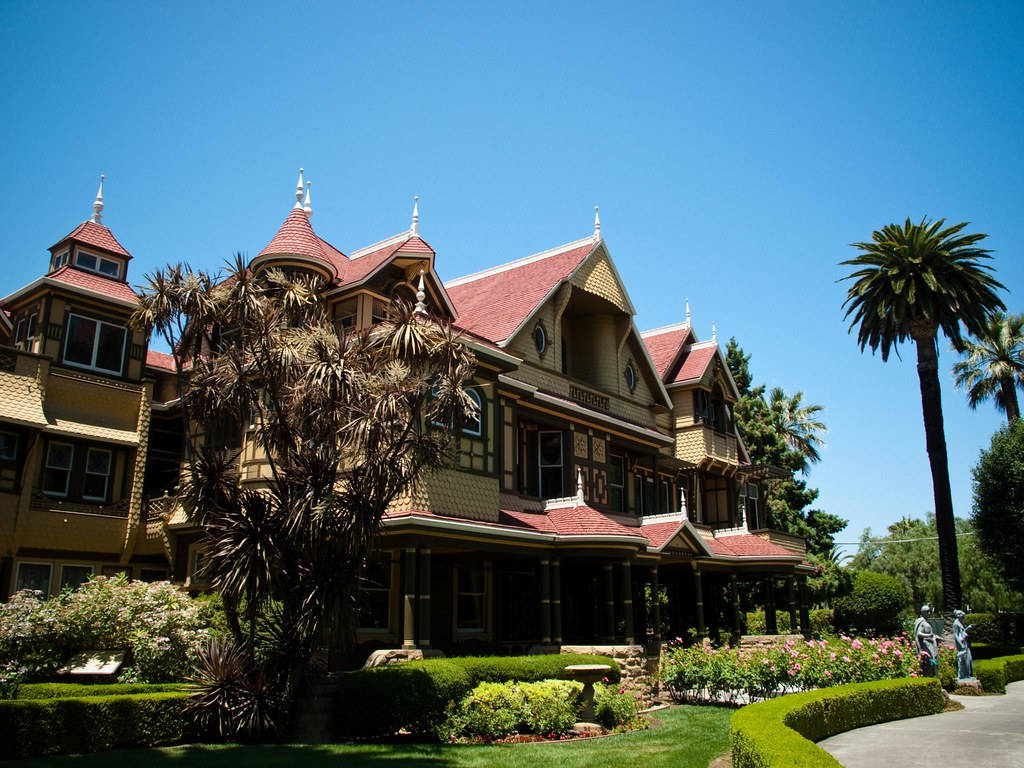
[10,701,732,768]
[0,575,214,685]
[662,634,919,704]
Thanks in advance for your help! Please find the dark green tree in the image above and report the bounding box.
[972,419,1024,592]
[841,217,1005,614]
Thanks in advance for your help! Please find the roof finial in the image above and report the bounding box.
[90,174,105,224]
[294,168,305,209]
[685,297,691,324]
[576,466,585,504]
[411,195,420,236]
[680,486,688,520]
[414,269,428,315]
[593,205,601,241]
[712,322,717,343]
[303,181,313,218]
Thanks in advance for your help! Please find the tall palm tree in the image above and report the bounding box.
[767,386,826,469]
[841,217,1005,616]
[953,312,1024,422]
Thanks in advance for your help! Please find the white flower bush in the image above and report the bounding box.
[0,575,214,682]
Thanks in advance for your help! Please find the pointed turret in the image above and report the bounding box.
[250,170,337,281]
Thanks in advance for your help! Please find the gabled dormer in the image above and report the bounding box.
[47,176,133,284]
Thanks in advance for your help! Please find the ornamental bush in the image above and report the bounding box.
[438,679,583,741]
[662,634,918,704]
[0,575,214,682]
[833,571,908,636]
[745,609,834,636]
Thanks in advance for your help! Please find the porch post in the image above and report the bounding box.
[764,576,777,635]
[650,565,661,647]
[786,576,797,633]
[539,558,552,644]
[417,548,431,647]
[603,563,615,642]
[798,576,811,635]
[551,559,563,644]
[402,547,417,650]
[730,573,742,637]
[693,566,706,639]
[621,560,634,644]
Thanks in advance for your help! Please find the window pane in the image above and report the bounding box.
[60,566,93,591]
[0,432,16,460]
[47,443,73,469]
[458,566,484,594]
[86,449,111,474]
[27,314,37,338]
[98,258,119,277]
[83,473,108,500]
[76,252,98,270]
[539,433,561,466]
[95,324,125,373]
[463,390,482,435]
[457,595,484,629]
[65,316,97,366]
[16,563,51,594]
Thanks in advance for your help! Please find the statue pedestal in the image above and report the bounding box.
[954,679,984,695]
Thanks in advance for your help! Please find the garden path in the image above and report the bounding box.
[819,680,1024,767]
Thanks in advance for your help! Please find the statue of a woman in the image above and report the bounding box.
[953,609,975,681]
[913,605,940,676]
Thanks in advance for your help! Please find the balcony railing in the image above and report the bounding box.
[30,492,130,518]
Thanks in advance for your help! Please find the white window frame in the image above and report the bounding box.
[52,250,69,271]
[14,319,26,344]
[74,249,121,280]
[15,561,52,595]
[43,441,74,497]
[82,447,113,502]
[454,564,487,633]
[463,389,483,437]
[63,313,127,375]
[59,564,94,591]
[0,430,18,461]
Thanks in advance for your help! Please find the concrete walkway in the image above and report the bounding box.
[819,681,1024,767]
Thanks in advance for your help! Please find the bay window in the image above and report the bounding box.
[63,314,127,375]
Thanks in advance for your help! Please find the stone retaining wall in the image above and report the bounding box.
[560,644,655,704]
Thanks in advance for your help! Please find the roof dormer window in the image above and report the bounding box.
[74,250,121,280]
[52,250,69,271]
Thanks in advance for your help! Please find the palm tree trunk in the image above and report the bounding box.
[1000,378,1021,422]
[914,333,963,622]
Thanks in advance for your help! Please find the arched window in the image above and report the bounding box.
[534,323,547,355]
[624,363,637,392]
[463,389,483,436]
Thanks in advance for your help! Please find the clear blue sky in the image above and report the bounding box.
[2,1,1022,549]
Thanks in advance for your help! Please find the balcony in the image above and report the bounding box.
[30,491,131,518]
[750,528,807,556]
[674,424,738,467]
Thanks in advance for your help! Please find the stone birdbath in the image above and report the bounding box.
[565,663,611,726]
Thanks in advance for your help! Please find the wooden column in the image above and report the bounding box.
[694,566,706,639]
[417,548,431,648]
[603,564,615,642]
[799,576,811,636]
[730,573,742,637]
[539,558,552,644]
[650,566,662,647]
[764,577,778,635]
[786,575,797,633]
[621,560,634,644]
[551,559,562,644]
[402,547,417,649]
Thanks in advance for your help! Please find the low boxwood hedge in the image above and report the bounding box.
[0,691,191,759]
[730,677,943,768]
[974,653,1024,695]
[17,682,187,699]
[334,652,620,739]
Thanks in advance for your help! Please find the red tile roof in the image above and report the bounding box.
[257,209,335,273]
[396,236,435,255]
[640,520,685,549]
[336,238,406,284]
[642,325,691,379]
[48,265,138,304]
[673,344,717,384]
[706,534,794,557]
[546,504,644,537]
[146,349,177,372]
[51,221,133,258]
[445,240,597,344]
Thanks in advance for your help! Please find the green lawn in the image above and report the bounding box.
[15,704,731,768]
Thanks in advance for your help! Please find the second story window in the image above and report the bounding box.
[82,448,113,502]
[74,250,121,280]
[63,314,127,375]
[43,442,74,497]
[0,430,18,461]
[608,453,625,513]
[538,430,563,499]
[463,389,483,436]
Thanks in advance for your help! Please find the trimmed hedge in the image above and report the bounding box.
[970,642,1024,660]
[0,691,191,759]
[974,653,1024,695]
[334,653,620,739]
[730,678,943,768]
[17,682,187,699]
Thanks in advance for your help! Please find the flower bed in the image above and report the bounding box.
[662,635,919,704]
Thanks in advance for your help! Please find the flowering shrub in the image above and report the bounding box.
[0,576,214,682]
[0,660,27,699]
[593,682,643,730]
[662,634,919,703]
[438,679,583,741]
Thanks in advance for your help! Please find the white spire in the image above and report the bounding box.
[410,195,420,236]
[712,322,717,343]
[303,181,313,218]
[680,486,688,520]
[90,174,105,224]
[576,466,585,504]
[294,168,305,209]
[593,205,601,241]
[685,297,691,324]
[414,269,428,315]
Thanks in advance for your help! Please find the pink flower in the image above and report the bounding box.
[824,670,832,678]
[842,656,851,663]
[851,639,863,650]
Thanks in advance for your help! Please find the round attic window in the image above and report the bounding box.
[534,323,547,355]
[624,363,637,391]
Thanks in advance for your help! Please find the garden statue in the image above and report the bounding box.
[953,609,975,681]
[913,604,940,676]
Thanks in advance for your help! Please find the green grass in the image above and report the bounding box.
[12,704,731,768]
